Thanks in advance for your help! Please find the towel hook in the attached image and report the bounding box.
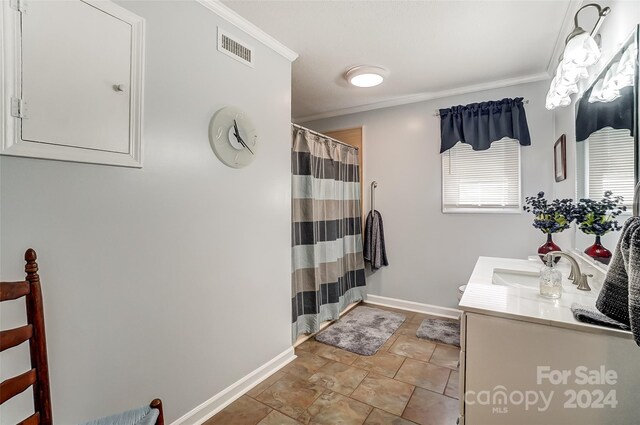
[370,181,378,214]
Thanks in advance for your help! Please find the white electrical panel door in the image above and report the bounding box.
[0,0,144,167]
[22,1,131,153]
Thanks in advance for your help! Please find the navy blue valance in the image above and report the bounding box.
[439,97,531,153]
[575,85,634,142]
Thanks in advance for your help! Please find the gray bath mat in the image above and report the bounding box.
[416,318,461,347]
[315,306,406,356]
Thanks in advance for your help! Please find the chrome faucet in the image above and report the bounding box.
[543,251,592,291]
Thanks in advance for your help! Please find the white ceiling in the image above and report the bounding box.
[224,0,579,121]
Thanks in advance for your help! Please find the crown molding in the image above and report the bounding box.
[546,0,584,76]
[295,72,550,123]
[195,0,298,62]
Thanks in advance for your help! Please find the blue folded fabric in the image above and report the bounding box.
[79,406,159,425]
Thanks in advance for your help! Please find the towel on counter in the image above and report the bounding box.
[571,303,630,331]
[80,405,159,425]
[596,217,640,346]
[364,209,388,270]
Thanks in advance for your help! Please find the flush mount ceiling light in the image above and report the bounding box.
[546,3,610,110]
[345,65,388,88]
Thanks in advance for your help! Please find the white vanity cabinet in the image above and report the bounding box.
[1,0,145,167]
[459,312,640,425]
[458,257,640,425]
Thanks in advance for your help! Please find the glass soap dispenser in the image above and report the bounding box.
[540,258,562,299]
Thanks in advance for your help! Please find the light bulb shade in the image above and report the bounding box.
[546,74,575,110]
[563,33,601,67]
[548,73,578,97]
[612,42,637,88]
[588,41,637,103]
[546,33,602,109]
[588,78,620,103]
[559,62,588,85]
[546,90,572,110]
[345,66,388,87]
[555,81,579,97]
[605,63,631,90]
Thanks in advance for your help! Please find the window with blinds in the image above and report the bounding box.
[442,138,521,213]
[585,127,635,206]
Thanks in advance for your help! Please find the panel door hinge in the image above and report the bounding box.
[11,98,28,118]
[10,0,26,12]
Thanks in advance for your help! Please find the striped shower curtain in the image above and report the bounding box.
[291,127,366,341]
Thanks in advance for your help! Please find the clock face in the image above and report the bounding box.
[208,107,258,168]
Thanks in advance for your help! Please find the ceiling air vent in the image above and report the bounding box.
[217,28,254,68]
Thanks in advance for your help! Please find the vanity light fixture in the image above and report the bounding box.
[545,3,610,110]
[345,65,388,88]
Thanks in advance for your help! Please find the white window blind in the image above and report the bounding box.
[442,138,521,213]
[586,127,635,206]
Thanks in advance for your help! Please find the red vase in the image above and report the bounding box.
[538,234,561,263]
[584,236,612,265]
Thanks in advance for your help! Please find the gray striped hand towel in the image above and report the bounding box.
[364,210,388,271]
[596,217,640,346]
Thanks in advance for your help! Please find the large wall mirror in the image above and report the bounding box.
[575,25,638,260]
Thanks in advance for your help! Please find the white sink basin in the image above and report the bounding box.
[492,267,596,298]
[492,268,540,289]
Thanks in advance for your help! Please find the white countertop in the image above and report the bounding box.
[459,256,633,339]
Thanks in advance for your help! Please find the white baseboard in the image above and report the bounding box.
[365,294,462,320]
[170,347,296,425]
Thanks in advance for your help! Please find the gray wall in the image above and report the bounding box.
[0,1,292,423]
[552,0,640,251]
[305,80,555,308]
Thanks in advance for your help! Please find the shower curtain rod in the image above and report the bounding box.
[432,99,530,117]
[292,123,359,150]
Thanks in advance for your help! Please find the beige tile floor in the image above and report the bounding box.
[204,303,461,425]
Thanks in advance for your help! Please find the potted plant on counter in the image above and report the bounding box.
[523,192,575,262]
[573,191,627,265]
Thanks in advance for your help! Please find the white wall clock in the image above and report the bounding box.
[208,107,258,168]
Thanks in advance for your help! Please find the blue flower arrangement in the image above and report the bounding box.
[523,192,574,234]
[573,191,626,236]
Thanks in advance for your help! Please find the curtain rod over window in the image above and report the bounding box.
[433,99,529,117]
[291,123,358,150]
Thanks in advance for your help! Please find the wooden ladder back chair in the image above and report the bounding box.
[0,248,53,425]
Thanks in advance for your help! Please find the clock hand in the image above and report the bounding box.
[233,120,254,155]
[239,138,254,155]
[235,131,254,155]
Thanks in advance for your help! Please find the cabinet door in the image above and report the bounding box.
[1,0,144,167]
[22,0,131,153]
[464,313,640,425]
